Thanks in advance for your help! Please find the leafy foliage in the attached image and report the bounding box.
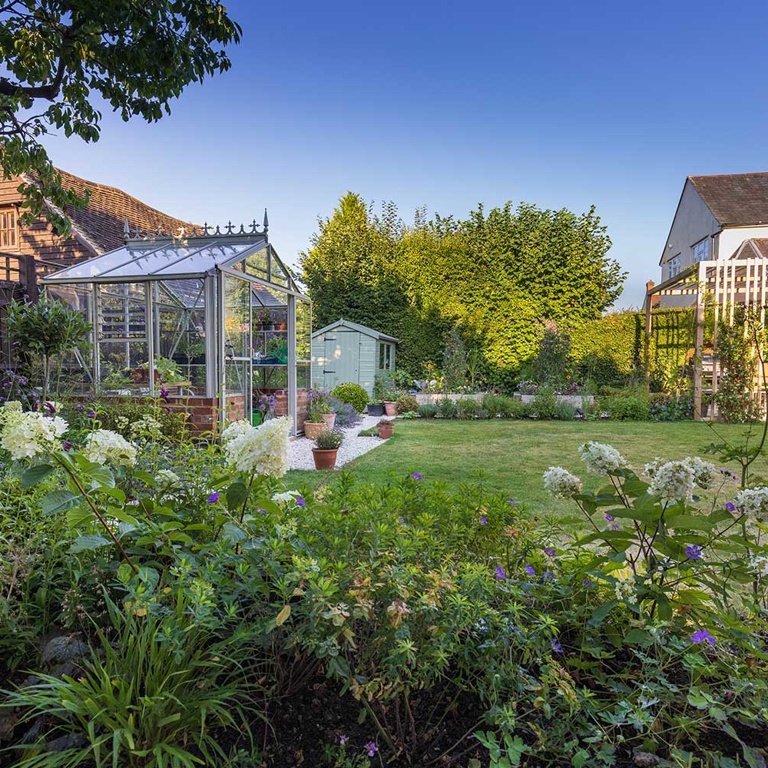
[0,0,241,232]
[330,382,369,412]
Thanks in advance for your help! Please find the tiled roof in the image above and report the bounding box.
[52,169,195,254]
[734,238,768,259]
[690,172,768,226]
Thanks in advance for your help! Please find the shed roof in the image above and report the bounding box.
[313,319,398,343]
[689,172,768,226]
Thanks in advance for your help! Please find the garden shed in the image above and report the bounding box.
[311,319,397,396]
[41,219,312,434]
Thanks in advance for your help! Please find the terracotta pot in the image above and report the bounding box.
[322,412,337,430]
[312,447,338,470]
[304,421,326,440]
[377,421,394,439]
[383,401,397,416]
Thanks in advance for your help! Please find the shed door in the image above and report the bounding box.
[323,331,359,390]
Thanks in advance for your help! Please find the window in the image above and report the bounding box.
[667,254,681,279]
[379,342,392,370]
[692,238,710,263]
[0,208,17,250]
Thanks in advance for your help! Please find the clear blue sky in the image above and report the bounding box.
[43,0,768,309]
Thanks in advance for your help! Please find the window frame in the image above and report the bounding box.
[0,207,18,250]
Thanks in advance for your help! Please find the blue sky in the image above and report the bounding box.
[43,0,768,309]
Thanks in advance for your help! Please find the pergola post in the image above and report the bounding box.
[692,262,705,420]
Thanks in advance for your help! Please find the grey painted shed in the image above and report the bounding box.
[311,319,398,396]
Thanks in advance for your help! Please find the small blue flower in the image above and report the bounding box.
[685,544,702,560]
[583,578,593,588]
[525,563,535,577]
[479,516,488,526]
[725,501,736,512]
[206,492,219,504]
[551,637,563,653]
[542,570,554,582]
[365,741,378,757]
[691,629,715,647]
[296,495,305,507]
[605,513,615,521]
[544,546,557,557]
[495,565,507,580]
[411,472,422,480]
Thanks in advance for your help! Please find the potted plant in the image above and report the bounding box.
[256,308,274,331]
[369,374,387,416]
[383,392,398,417]
[312,429,343,470]
[304,406,326,440]
[377,419,394,439]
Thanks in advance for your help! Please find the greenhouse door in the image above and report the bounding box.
[323,331,359,390]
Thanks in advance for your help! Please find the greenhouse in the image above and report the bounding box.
[41,221,312,434]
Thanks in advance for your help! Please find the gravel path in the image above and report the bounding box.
[289,414,393,470]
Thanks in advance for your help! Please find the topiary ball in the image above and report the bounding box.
[330,382,369,413]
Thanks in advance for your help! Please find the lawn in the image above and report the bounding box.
[286,419,764,515]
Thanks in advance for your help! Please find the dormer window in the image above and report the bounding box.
[0,208,17,250]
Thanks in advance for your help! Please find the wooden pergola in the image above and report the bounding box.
[645,258,768,420]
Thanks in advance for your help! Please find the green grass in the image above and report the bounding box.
[286,419,765,515]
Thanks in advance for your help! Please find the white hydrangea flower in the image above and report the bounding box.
[614,577,635,602]
[272,490,298,505]
[543,466,583,498]
[84,429,137,468]
[223,416,291,478]
[645,456,716,501]
[578,441,630,475]
[221,419,251,444]
[749,554,768,577]
[0,410,68,460]
[646,460,695,502]
[129,415,163,441]
[735,487,768,521]
[156,469,182,487]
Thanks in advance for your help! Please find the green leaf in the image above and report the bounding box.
[588,600,617,627]
[70,534,111,553]
[276,604,291,626]
[42,489,78,516]
[66,505,93,529]
[226,480,248,512]
[623,628,653,647]
[20,463,55,488]
[221,522,247,543]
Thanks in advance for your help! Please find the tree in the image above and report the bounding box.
[0,1,241,233]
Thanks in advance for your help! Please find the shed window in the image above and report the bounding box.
[379,342,392,370]
[0,208,17,249]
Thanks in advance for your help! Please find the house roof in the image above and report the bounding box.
[689,172,768,226]
[312,318,399,343]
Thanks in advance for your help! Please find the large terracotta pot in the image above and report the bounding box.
[304,421,326,440]
[377,421,394,439]
[383,401,397,416]
[312,447,338,470]
[322,412,337,430]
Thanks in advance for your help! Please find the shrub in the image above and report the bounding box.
[532,385,558,419]
[89,398,188,441]
[330,382,368,412]
[395,394,419,414]
[649,393,694,421]
[436,397,457,419]
[326,395,362,428]
[455,398,479,419]
[599,393,650,420]
[554,400,577,420]
[417,403,437,418]
[481,393,516,418]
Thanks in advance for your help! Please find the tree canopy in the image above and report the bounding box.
[301,193,626,384]
[0,0,241,233]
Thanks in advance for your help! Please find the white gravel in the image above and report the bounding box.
[289,414,394,470]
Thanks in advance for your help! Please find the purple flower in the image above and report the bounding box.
[77,403,85,411]
[159,387,170,402]
[685,544,702,560]
[508,498,516,507]
[551,637,563,653]
[605,513,615,521]
[257,507,267,515]
[339,735,348,746]
[207,492,219,504]
[479,516,488,526]
[398,516,406,524]
[583,578,593,587]
[411,472,422,480]
[525,563,535,577]
[63,441,72,451]
[86,410,96,419]
[44,401,56,414]
[296,495,305,508]
[542,570,554,582]
[17,376,26,385]
[610,524,620,531]
[544,546,557,557]
[725,501,736,512]
[691,629,716,647]
[364,741,378,757]
[495,565,507,580]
